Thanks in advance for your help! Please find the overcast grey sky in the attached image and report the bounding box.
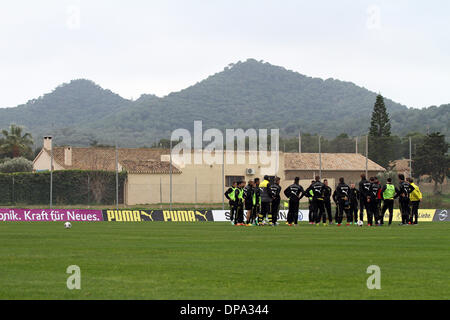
[1,0,449,109]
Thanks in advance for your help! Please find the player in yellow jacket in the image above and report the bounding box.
[407,178,422,225]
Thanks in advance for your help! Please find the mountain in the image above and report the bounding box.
[0,59,448,147]
[0,79,134,145]
[390,103,449,136]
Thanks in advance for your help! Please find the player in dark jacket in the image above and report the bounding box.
[335,177,352,225]
[358,174,372,223]
[269,177,282,226]
[323,179,333,224]
[305,176,326,225]
[349,183,360,224]
[284,177,304,226]
[307,180,315,224]
[398,174,415,225]
[367,177,381,226]
[244,180,255,225]
[375,177,383,224]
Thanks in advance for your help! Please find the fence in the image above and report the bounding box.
[0,171,126,207]
[1,133,447,208]
[124,178,336,208]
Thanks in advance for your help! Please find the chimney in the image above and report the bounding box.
[43,136,52,151]
[64,147,73,166]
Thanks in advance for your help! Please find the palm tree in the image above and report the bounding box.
[0,124,34,159]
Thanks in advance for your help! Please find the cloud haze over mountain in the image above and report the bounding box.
[1,0,449,109]
[0,59,448,148]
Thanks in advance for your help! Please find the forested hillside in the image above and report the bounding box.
[0,59,447,147]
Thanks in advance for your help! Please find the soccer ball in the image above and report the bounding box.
[64,222,72,229]
[357,220,364,227]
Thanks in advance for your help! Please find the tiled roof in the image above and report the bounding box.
[121,159,181,174]
[40,148,385,173]
[42,147,178,174]
[284,153,386,171]
[390,159,411,172]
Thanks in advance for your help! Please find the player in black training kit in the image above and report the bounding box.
[349,183,360,224]
[374,177,383,224]
[305,176,326,226]
[323,179,333,224]
[307,180,315,224]
[284,177,304,226]
[367,177,381,226]
[358,174,372,223]
[244,180,255,225]
[398,174,415,225]
[335,177,352,226]
[269,177,282,226]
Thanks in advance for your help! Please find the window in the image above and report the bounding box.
[225,176,245,187]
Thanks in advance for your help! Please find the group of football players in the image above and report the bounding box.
[224,173,422,227]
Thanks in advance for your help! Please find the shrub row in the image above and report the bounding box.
[0,170,127,205]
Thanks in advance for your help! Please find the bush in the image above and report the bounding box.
[376,170,399,186]
[0,157,33,173]
[0,170,127,205]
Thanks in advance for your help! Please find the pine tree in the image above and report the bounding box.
[368,95,393,168]
[369,94,391,137]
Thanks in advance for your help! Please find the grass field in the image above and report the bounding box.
[0,222,449,300]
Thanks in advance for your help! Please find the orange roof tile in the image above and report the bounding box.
[42,147,177,174]
[121,159,181,174]
[284,153,385,171]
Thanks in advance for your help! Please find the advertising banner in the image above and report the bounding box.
[0,208,103,222]
[102,209,214,222]
[378,209,436,222]
[1,208,447,223]
[211,210,309,222]
[433,209,449,222]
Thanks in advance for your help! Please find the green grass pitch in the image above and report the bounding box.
[0,222,449,300]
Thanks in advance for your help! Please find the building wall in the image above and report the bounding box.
[125,151,286,205]
[33,148,383,206]
[125,152,340,205]
[126,174,336,205]
[33,151,65,171]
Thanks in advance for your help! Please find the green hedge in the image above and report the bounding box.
[0,170,127,206]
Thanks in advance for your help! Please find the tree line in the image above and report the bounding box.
[151,95,449,194]
[1,95,449,193]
